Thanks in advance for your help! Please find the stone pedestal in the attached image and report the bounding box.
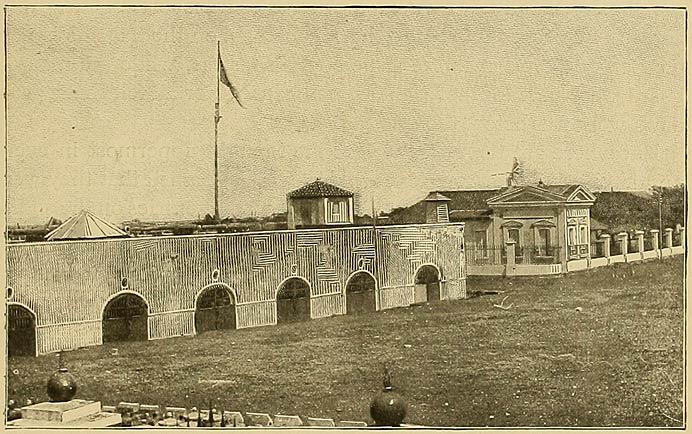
[650,229,660,258]
[600,234,611,262]
[635,230,645,259]
[665,228,674,249]
[8,400,121,428]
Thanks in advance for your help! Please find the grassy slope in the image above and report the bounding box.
[7,256,685,427]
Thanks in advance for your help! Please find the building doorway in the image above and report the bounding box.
[276,278,311,324]
[195,285,236,334]
[8,304,35,357]
[415,265,441,303]
[345,272,377,315]
[102,293,149,343]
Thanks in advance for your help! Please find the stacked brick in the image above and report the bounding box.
[102,402,370,428]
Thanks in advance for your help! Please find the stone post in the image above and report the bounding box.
[600,234,611,263]
[650,229,659,258]
[679,227,685,248]
[635,230,645,260]
[618,232,628,262]
[665,228,674,250]
[505,240,516,276]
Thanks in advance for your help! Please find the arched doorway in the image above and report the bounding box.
[345,272,377,315]
[102,293,149,343]
[415,265,441,303]
[195,285,236,334]
[8,304,35,357]
[276,278,311,324]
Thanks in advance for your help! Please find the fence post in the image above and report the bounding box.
[679,227,685,248]
[635,230,645,260]
[650,229,660,259]
[618,232,628,262]
[665,228,674,252]
[600,234,611,264]
[505,241,516,277]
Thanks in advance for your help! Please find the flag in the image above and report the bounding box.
[219,53,244,108]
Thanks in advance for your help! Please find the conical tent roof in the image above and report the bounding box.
[45,210,128,241]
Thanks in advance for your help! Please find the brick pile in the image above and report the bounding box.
[103,402,370,428]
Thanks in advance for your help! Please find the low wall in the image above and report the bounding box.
[642,250,658,260]
[469,245,684,277]
[508,264,563,276]
[566,259,589,272]
[467,265,506,276]
[590,257,608,268]
[7,223,468,355]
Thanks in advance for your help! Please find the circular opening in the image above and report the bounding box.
[6,287,13,300]
[212,269,220,281]
[121,277,128,288]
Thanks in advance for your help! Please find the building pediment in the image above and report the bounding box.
[531,219,556,228]
[487,186,566,206]
[500,220,523,229]
[566,186,597,203]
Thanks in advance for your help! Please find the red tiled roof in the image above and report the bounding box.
[436,189,503,211]
[287,180,353,198]
[541,184,580,198]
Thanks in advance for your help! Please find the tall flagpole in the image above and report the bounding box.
[214,41,221,223]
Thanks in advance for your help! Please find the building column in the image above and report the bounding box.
[600,234,611,264]
[505,240,516,277]
[650,229,660,258]
[635,230,645,260]
[618,232,628,262]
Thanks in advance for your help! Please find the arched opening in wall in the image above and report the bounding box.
[345,272,376,315]
[195,285,236,334]
[415,265,441,303]
[276,278,311,324]
[8,305,35,357]
[102,293,149,343]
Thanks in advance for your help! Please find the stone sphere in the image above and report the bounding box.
[47,368,77,402]
[370,390,407,427]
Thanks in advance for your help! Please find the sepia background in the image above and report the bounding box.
[5,6,686,225]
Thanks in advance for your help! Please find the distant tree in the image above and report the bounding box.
[387,207,407,216]
[651,184,685,229]
[591,185,685,233]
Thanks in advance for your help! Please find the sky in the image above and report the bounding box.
[5,7,687,225]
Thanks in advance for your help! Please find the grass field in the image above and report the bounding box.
[7,256,685,427]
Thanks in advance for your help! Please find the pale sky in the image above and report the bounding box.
[6,7,686,225]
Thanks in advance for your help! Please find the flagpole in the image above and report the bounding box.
[214,41,221,223]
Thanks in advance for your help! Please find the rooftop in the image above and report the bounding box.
[287,179,354,199]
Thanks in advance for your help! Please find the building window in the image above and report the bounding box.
[568,226,577,245]
[436,204,449,223]
[507,229,520,250]
[327,200,349,224]
[579,225,588,245]
[537,228,551,256]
